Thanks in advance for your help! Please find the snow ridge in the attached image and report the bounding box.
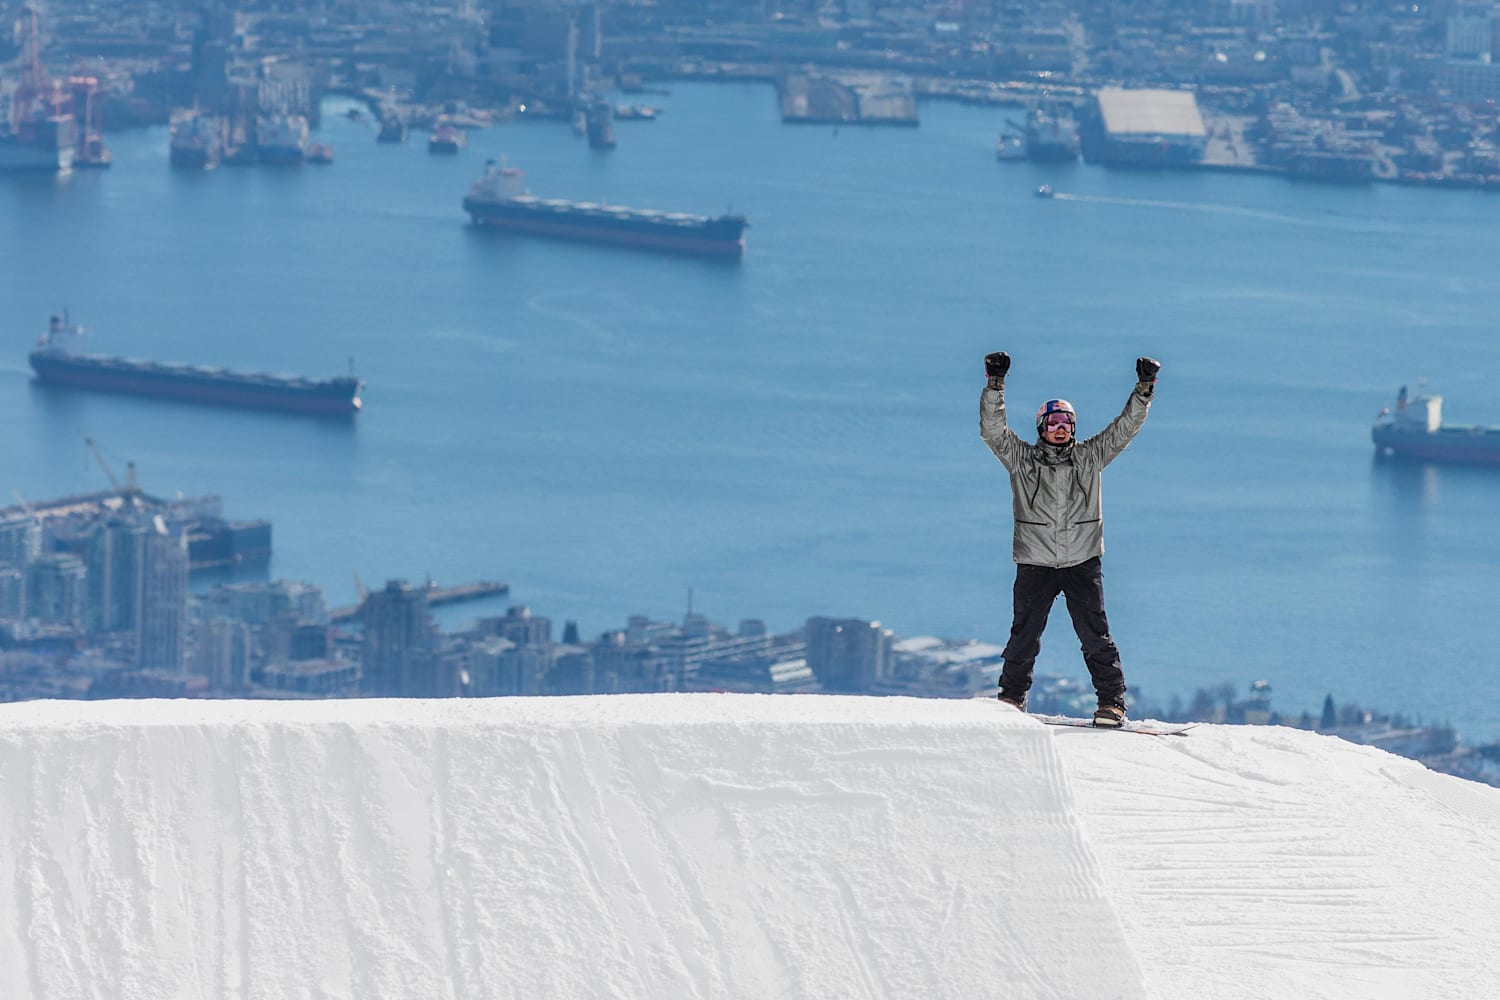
[2,695,1497,1000]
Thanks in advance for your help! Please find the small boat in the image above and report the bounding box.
[428,122,467,154]
[306,143,334,164]
[1035,184,1054,198]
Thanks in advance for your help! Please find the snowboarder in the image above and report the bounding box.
[979,352,1159,727]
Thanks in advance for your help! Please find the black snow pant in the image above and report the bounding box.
[997,557,1126,707]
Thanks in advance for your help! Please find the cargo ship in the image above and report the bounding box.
[256,113,308,164]
[0,123,72,172]
[169,111,225,169]
[1372,386,1500,465]
[586,101,616,150]
[1,9,76,173]
[462,159,747,256]
[1026,107,1080,162]
[29,314,363,416]
[376,115,407,143]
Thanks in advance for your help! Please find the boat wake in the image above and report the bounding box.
[1049,192,1383,232]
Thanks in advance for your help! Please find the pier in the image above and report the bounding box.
[329,580,510,623]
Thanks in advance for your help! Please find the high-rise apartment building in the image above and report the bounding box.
[0,514,41,567]
[804,616,893,692]
[191,616,252,691]
[0,566,25,619]
[360,579,438,696]
[136,518,188,670]
[26,554,88,630]
[87,517,145,634]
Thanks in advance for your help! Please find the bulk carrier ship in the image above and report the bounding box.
[1372,386,1500,464]
[462,159,747,256]
[29,314,362,416]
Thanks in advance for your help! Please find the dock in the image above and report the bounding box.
[329,580,510,623]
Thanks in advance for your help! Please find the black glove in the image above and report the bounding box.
[985,352,1010,379]
[1136,357,1161,382]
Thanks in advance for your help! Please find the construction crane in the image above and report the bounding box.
[78,431,140,498]
[11,490,40,524]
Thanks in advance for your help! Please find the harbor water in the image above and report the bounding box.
[4,83,1500,739]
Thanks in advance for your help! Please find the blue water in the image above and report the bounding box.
[4,83,1500,739]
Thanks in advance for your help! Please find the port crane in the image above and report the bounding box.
[9,6,109,166]
[78,430,140,498]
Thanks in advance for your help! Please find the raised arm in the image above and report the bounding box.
[1077,357,1159,467]
[979,352,1027,471]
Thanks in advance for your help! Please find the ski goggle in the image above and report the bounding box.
[1042,412,1075,431]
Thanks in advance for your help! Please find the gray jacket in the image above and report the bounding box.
[979,383,1152,568]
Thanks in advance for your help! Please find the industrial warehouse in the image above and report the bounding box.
[1084,86,1210,167]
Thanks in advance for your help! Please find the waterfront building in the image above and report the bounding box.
[136,522,188,671]
[543,644,594,695]
[289,622,330,661]
[590,632,673,693]
[271,581,329,625]
[1437,59,1500,100]
[1084,87,1208,168]
[624,614,677,647]
[501,642,552,695]
[608,613,784,690]
[86,517,145,634]
[257,658,360,697]
[259,613,331,669]
[25,554,88,631]
[191,616,252,692]
[890,635,1006,695]
[0,566,26,619]
[360,579,438,697]
[690,650,818,694]
[461,636,516,696]
[0,514,41,567]
[1446,14,1494,61]
[483,605,552,648]
[804,616,893,692]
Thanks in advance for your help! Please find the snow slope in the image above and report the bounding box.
[1,695,1496,1000]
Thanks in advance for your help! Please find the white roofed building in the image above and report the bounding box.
[1085,86,1209,167]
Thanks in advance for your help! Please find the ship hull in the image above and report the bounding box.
[1027,143,1079,163]
[258,147,306,165]
[464,197,745,256]
[170,146,217,170]
[0,138,73,172]
[30,352,361,416]
[1372,425,1500,465]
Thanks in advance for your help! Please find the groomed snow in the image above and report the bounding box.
[1,695,1496,1000]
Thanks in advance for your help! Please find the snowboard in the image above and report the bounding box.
[1031,713,1195,737]
[973,693,1195,736]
